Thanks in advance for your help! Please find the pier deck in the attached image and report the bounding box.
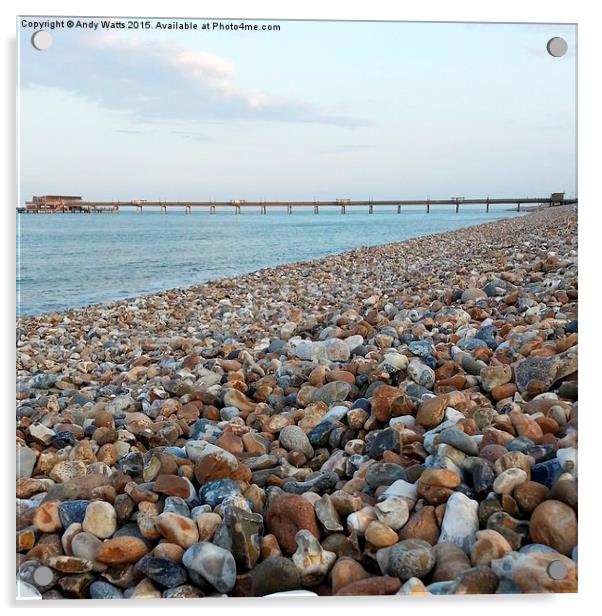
[18,194,576,214]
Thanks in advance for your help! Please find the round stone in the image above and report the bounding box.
[278,425,314,458]
[266,494,320,555]
[96,536,149,564]
[82,501,117,539]
[247,556,302,596]
[182,541,236,593]
[493,468,528,495]
[376,539,436,581]
[529,500,577,556]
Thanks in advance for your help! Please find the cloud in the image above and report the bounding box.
[113,127,213,141]
[171,130,214,142]
[321,144,380,153]
[21,31,366,127]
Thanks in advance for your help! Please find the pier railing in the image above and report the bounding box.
[17,195,577,214]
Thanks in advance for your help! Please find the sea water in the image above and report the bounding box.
[16,206,525,315]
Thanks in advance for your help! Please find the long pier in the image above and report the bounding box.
[18,195,577,215]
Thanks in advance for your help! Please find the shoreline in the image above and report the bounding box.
[16,204,578,598]
[16,206,533,322]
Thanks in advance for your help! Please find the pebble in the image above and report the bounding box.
[451,565,499,594]
[82,501,117,539]
[438,428,479,455]
[16,447,37,480]
[438,492,479,553]
[514,481,549,513]
[33,500,62,533]
[246,556,302,596]
[432,542,471,581]
[135,555,188,588]
[182,542,237,593]
[71,532,106,571]
[155,512,200,548]
[377,539,436,580]
[365,520,400,548]
[461,288,487,302]
[214,505,263,568]
[331,557,370,592]
[88,581,124,599]
[470,529,512,566]
[336,576,401,595]
[16,579,42,599]
[529,499,578,555]
[493,468,528,495]
[408,359,435,389]
[14,205,578,597]
[511,550,577,593]
[266,494,320,554]
[374,497,410,530]
[416,395,448,428]
[58,500,90,527]
[96,536,149,564]
[278,425,314,457]
[200,479,241,508]
[291,529,336,586]
[314,494,344,532]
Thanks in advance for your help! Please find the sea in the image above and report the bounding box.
[16,206,526,316]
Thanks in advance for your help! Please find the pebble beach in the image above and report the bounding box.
[16,204,578,598]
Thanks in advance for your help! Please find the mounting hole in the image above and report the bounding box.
[31,30,53,51]
[547,37,568,58]
[32,565,54,586]
[547,559,568,580]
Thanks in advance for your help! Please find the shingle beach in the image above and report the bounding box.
[16,205,578,598]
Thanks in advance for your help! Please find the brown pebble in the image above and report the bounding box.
[96,536,149,564]
[529,499,577,556]
[335,576,401,596]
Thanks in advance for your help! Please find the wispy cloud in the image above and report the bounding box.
[113,127,213,141]
[321,144,380,153]
[21,31,367,128]
[171,130,214,142]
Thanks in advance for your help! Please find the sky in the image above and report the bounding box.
[18,18,577,201]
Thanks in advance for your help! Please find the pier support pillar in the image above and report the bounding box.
[137,206,143,214]
[287,204,293,214]
[161,205,167,213]
[314,204,319,214]
[455,202,460,213]
[426,203,430,214]
[185,205,191,214]
[341,205,346,214]
[486,198,490,213]
[210,205,216,214]
[397,204,401,214]
[235,205,241,215]
[369,204,373,214]
[261,204,267,215]
[517,202,521,212]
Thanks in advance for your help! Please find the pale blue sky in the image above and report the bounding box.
[18,19,576,201]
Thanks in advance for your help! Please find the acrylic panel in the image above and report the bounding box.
[16,16,577,600]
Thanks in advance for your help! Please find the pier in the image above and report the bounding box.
[18,193,575,214]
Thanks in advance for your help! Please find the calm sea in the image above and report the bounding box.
[17,207,525,316]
